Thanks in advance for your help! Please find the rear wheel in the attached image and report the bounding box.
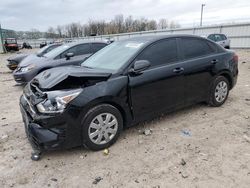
[208,76,229,107]
[82,104,123,150]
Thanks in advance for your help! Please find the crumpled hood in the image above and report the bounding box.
[33,66,112,90]
[18,54,46,67]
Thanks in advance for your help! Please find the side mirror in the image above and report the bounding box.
[129,60,150,74]
[65,52,74,60]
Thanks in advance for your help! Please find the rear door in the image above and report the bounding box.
[128,38,186,121]
[178,37,219,104]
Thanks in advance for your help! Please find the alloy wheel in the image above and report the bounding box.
[88,113,118,145]
[214,81,228,103]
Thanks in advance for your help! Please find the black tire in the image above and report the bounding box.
[81,104,123,151]
[208,76,229,107]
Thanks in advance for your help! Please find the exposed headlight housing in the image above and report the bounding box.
[36,91,81,114]
[20,64,36,72]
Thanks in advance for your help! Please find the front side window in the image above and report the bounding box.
[136,39,178,67]
[60,44,91,58]
[181,38,214,59]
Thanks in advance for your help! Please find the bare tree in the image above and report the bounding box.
[158,18,168,29]
[169,21,181,29]
[56,25,63,38]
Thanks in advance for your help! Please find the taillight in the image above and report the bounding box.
[233,54,238,63]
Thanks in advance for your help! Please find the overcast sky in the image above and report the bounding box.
[1,0,250,31]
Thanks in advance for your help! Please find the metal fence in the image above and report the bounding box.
[19,22,250,49]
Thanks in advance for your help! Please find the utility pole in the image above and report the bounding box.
[0,23,6,53]
[200,4,205,27]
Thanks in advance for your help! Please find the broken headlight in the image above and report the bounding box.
[36,90,81,114]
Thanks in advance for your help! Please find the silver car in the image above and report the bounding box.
[207,34,230,49]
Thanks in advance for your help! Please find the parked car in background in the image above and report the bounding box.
[207,34,230,49]
[21,42,32,49]
[4,38,19,52]
[19,35,238,159]
[13,41,108,83]
[40,41,47,48]
[7,43,62,70]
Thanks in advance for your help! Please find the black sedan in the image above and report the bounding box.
[6,43,61,70]
[19,35,238,160]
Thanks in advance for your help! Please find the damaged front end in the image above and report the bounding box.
[19,66,111,158]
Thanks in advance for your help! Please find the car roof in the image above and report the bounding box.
[120,34,207,43]
[65,40,108,47]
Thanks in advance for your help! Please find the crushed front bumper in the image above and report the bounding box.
[20,95,67,152]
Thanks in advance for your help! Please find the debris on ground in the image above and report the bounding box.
[202,112,207,116]
[50,178,58,182]
[143,129,152,136]
[93,177,102,184]
[135,179,139,183]
[181,130,191,136]
[1,117,6,120]
[1,134,9,142]
[243,135,250,143]
[17,177,28,185]
[242,61,247,64]
[245,98,250,101]
[180,158,186,166]
[79,155,84,159]
[1,123,8,126]
[179,171,188,178]
[103,148,109,155]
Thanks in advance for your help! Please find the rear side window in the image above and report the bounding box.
[92,43,107,52]
[181,38,214,59]
[136,39,178,67]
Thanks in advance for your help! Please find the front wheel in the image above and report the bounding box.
[82,104,123,151]
[208,76,229,107]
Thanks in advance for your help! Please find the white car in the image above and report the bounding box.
[207,34,230,49]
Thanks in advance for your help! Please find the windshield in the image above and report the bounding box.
[36,45,50,56]
[81,41,145,71]
[44,44,69,58]
[36,44,61,57]
[6,39,17,44]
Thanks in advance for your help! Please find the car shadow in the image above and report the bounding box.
[35,102,209,161]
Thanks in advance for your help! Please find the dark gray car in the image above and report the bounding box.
[7,43,62,70]
[13,41,108,83]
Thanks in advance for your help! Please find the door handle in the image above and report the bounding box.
[173,67,184,74]
[211,59,219,65]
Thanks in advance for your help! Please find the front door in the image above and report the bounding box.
[128,38,186,122]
